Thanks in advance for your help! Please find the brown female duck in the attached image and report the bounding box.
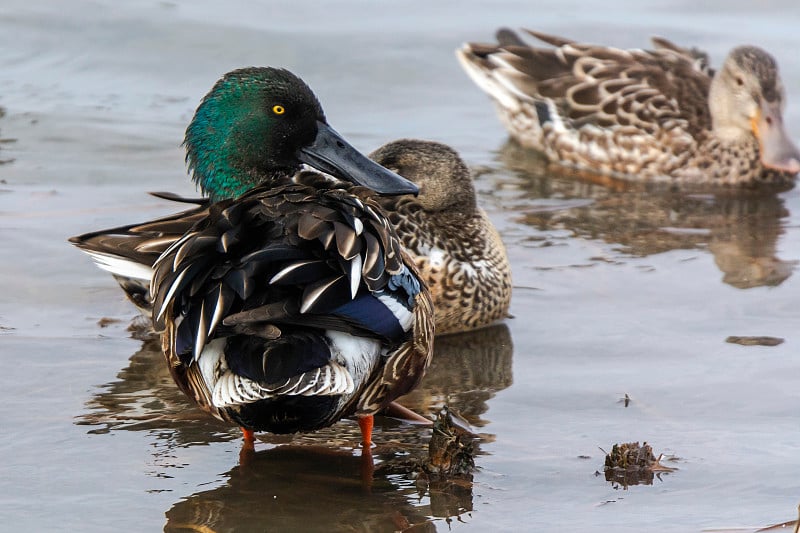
[457,29,800,189]
[370,139,511,335]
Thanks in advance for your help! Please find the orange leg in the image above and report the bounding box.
[241,427,255,446]
[358,415,374,450]
[239,427,256,466]
[358,416,375,490]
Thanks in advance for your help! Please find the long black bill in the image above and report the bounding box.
[298,122,419,196]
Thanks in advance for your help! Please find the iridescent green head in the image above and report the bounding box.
[184,67,418,201]
[185,67,324,200]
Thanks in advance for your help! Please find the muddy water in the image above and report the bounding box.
[1,1,799,531]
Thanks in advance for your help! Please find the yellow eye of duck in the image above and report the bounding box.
[272,105,286,115]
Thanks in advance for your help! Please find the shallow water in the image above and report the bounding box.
[2,1,800,531]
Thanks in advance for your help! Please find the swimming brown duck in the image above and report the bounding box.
[457,29,800,189]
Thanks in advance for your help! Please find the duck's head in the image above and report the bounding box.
[369,139,476,213]
[709,46,800,174]
[185,67,418,201]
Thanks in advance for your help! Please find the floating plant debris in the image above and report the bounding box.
[422,407,476,478]
[97,317,123,328]
[726,336,784,347]
[374,406,478,480]
[602,441,676,488]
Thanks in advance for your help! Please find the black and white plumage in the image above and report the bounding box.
[150,174,433,435]
[70,67,433,445]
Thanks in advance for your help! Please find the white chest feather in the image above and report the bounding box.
[428,247,446,269]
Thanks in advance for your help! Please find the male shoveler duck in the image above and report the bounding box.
[457,29,800,189]
[71,67,434,449]
[369,139,511,335]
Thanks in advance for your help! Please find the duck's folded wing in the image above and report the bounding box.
[460,28,713,134]
[68,197,209,281]
[152,184,423,366]
[69,198,210,310]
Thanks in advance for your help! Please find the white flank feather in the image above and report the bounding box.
[207,285,226,338]
[193,299,208,362]
[210,360,356,408]
[152,231,195,271]
[197,338,226,398]
[299,276,343,314]
[291,368,320,395]
[212,373,269,407]
[349,254,363,299]
[352,217,364,236]
[325,330,380,388]
[155,266,190,322]
[324,362,355,394]
[270,260,320,284]
[84,250,154,281]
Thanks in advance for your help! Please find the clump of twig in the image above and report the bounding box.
[415,407,477,519]
[422,407,476,478]
[602,441,676,488]
[374,406,478,480]
[376,407,478,518]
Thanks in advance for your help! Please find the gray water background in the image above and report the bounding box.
[1,1,799,531]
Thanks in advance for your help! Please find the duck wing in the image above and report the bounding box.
[461,28,714,137]
[151,177,431,428]
[69,195,210,310]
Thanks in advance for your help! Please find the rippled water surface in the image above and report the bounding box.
[2,1,800,531]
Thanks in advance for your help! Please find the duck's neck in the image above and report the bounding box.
[708,75,753,145]
[195,165,276,202]
[185,131,299,201]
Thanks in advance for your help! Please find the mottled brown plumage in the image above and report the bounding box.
[457,29,800,189]
[370,140,511,335]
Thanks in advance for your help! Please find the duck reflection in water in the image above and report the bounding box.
[77,324,513,528]
[163,414,481,531]
[498,141,796,289]
[163,445,437,533]
[76,334,234,446]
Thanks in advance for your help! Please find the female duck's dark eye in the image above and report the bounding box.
[272,105,286,115]
[736,77,744,86]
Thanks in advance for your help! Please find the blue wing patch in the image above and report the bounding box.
[331,292,406,341]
